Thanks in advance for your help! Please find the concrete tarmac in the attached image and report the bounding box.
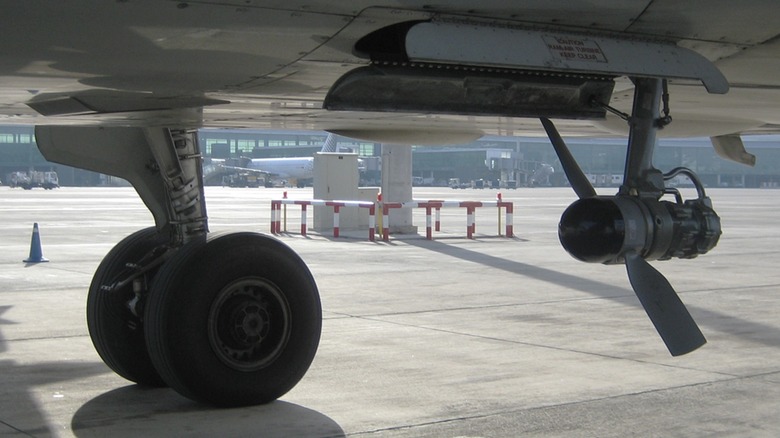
[1,186,779,437]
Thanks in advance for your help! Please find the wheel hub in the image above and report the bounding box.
[230,300,269,344]
[208,277,291,371]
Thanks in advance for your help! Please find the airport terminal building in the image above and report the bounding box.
[2,125,780,188]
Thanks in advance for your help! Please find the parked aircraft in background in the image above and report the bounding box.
[243,155,315,184]
[3,1,780,407]
[212,133,366,186]
[213,133,337,187]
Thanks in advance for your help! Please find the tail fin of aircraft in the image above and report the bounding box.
[320,133,338,153]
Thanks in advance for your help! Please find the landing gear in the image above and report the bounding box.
[89,228,321,407]
[145,232,321,407]
[36,126,323,406]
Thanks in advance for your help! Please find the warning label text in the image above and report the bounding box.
[543,35,607,63]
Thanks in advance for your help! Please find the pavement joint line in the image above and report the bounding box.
[19,266,97,275]
[346,373,774,437]
[6,333,89,343]
[0,419,36,437]
[681,283,780,294]
[327,294,642,319]
[331,287,780,352]
[339,313,746,377]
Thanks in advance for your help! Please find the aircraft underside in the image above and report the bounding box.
[19,5,768,406]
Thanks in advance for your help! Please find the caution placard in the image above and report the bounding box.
[543,35,608,63]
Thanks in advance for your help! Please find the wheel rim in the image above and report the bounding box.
[208,277,291,371]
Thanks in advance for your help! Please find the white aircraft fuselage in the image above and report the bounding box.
[248,157,314,181]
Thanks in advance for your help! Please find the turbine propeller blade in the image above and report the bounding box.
[540,117,597,199]
[624,252,706,356]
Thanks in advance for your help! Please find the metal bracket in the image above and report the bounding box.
[619,77,667,197]
[145,128,209,245]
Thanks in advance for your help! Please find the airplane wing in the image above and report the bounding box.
[5,2,778,140]
[5,1,780,407]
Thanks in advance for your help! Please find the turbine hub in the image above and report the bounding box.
[558,196,721,264]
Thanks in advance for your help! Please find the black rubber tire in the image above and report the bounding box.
[144,232,322,407]
[87,227,168,387]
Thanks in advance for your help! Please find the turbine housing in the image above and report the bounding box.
[558,196,721,264]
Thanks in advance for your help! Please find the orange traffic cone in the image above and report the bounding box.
[23,223,49,263]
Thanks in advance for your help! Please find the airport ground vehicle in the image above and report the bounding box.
[7,171,59,190]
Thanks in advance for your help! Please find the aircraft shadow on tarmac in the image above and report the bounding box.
[0,305,344,437]
[71,386,345,438]
[403,238,780,350]
[0,359,111,436]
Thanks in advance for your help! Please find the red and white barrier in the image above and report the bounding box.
[380,200,514,242]
[271,198,513,242]
[271,199,376,240]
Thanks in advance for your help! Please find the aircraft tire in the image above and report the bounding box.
[144,232,322,407]
[87,227,168,387]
